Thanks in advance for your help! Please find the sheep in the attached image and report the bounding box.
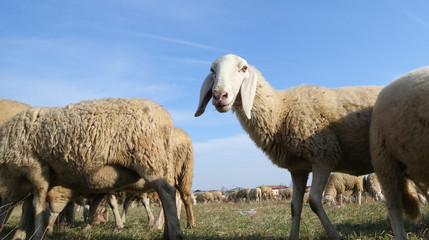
[195,54,383,239]
[278,188,293,201]
[196,192,214,203]
[364,173,383,202]
[0,98,183,240]
[246,188,262,203]
[210,191,223,202]
[46,126,196,234]
[235,188,251,202]
[227,192,238,202]
[370,65,429,240]
[0,99,31,227]
[259,185,275,201]
[323,173,364,206]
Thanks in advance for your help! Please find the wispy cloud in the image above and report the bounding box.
[392,0,429,30]
[123,31,230,53]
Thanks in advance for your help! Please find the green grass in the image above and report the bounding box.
[1,200,429,239]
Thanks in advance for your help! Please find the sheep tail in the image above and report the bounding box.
[400,177,420,222]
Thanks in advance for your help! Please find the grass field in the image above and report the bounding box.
[1,200,429,239]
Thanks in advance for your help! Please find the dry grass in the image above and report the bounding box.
[1,200,429,239]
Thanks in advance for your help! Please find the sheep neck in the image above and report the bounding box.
[232,67,285,150]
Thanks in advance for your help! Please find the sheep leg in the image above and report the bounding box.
[152,193,181,230]
[356,191,362,205]
[154,202,164,230]
[107,193,124,230]
[12,197,34,240]
[121,194,135,224]
[26,169,50,240]
[309,169,342,240]
[58,201,75,225]
[152,193,182,232]
[180,191,195,228]
[176,192,182,219]
[151,179,183,240]
[289,171,309,240]
[141,193,155,226]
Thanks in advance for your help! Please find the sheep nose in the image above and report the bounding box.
[213,90,228,102]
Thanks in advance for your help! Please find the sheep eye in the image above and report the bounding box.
[210,67,215,73]
[241,65,248,72]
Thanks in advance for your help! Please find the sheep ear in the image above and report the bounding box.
[195,73,214,117]
[240,70,257,119]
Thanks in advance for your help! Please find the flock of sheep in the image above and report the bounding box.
[0,54,428,239]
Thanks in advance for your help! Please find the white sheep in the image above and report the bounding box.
[259,185,275,201]
[196,191,214,203]
[46,126,196,234]
[0,98,183,240]
[0,99,31,227]
[323,173,364,206]
[278,188,293,201]
[246,188,262,203]
[211,191,223,202]
[364,173,383,202]
[370,65,429,239]
[195,54,382,239]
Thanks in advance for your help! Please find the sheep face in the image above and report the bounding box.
[195,54,258,119]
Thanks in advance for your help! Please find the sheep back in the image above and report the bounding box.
[0,98,174,194]
[0,99,30,125]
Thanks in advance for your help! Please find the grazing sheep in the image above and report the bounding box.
[235,188,251,202]
[227,192,238,202]
[46,126,196,234]
[323,173,364,206]
[278,188,293,201]
[364,173,383,202]
[196,192,214,203]
[0,98,183,240]
[259,186,275,201]
[370,66,429,239]
[246,188,262,203]
[195,54,382,239]
[211,191,223,202]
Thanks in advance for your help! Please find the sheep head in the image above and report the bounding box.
[195,54,258,119]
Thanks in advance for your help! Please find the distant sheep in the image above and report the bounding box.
[211,191,223,202]
[0,98,183,240]
[278,188,293,201]
[323,173,364,206]
[235,188,251,202]
[227,192,237,202]
[196,192,214,203]
[370,65,429,239]
[195,54,382,239]
[246,188,262,203]
[259,186,275,201]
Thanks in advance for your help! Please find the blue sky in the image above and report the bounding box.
[1,1,429,191]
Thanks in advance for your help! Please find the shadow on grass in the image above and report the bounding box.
[334,213,429,239]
